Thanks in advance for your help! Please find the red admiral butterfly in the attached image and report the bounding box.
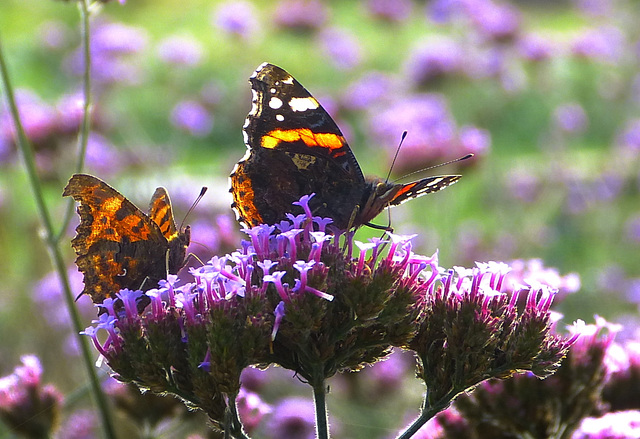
[230,62,462,230]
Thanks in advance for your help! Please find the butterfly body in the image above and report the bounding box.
[230,62,462,230]
[63,174,189,305]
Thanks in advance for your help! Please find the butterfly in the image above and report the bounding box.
[230,62,462,231]
[63,173,190,306]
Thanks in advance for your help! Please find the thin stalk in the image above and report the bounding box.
[227,394,251,439]
[396,388,461,439]
[55,0,93,243]
[0,17,117,439]
[312,378,329,439]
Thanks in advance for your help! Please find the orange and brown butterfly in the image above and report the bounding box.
[63,173,190,307]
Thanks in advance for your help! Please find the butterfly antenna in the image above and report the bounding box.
[391,153,474,184]
[179,187,208,230]
[385,131,408,183]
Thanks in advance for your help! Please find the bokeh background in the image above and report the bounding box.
[1,0,639,437]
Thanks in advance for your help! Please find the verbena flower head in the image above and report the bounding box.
[602,338,640,411]
[212,1,260,40]
[273,0,329,32]
[0,355,63,438]
[430,317,614,439]
[410,261,577,409]
[266,397,318,438]
[81,194,576,431]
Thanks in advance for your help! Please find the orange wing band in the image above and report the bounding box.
[261,128,345,152]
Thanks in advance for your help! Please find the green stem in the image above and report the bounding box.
[0,9,117,439]
[396,389,461,439]
[227,393,251,439]
[55,0,93,243]
[312,378,329,439]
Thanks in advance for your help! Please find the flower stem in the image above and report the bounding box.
[312,377,330,439]
[227,393,251,439]
[396,388,462,439]
[55,0,93,243]
[0,15,117,439]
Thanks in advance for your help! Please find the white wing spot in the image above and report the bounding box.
[427,178,444,186]
[282,76,294,85]
[269,97,283,109]
[289,97,319,112]
[276,114,285,121]
[270,87,276,94]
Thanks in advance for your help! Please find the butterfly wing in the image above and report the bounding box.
[357,175,461,226]
[388,175,462,206]
[231,62,366,229]
[148,187,190,274]
[63,174,170,304]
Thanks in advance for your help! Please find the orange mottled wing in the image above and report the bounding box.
[63,174,169,305]
[149,187,179,239]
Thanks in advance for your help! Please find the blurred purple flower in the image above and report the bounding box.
[157,35,204,67]
[427,0,465,23]
[273,0,328,31]
[507,169,541,203]
[571,26,624,64]
[89,55,145,85]
[34,268,90,329]
[318,27,363,70]
[626,214,640,244]
[369,94,457,170]
[240,367,269,392]
[188,219,221,261]
[212,1,259,40]
[0,356,63,438]
[459,125,490,155]
[554,103,588,134]
[596,264,627,296]
[366,0,413,22]
[341,71,393,111]
[236,389,271,433]
[573,410,640,438]
[467,0,521,42]
[170,100,213,137]
[55,409,98,439]
[517,33,556,62]
[85,133,121,175]
[571,0,614,17]
[1,90,57,143]
[91,22,148,55]
[626,278,640,304]
[595,173,623,202]
[266,397,316,439]
[359,349,412,397]
[505,258,581,300]
[405,38,464,86]
[618,118,640,151]
[55,92,84,134]
[38,21,71,50]
[65,21,148,85]
[200,80,225,106]
[0,136,10,163]
[463,45,506,80]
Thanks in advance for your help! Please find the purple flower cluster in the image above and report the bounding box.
[410,261,576,414]
[79,194,576,433]
[273,0,328,32]
[65,20,148,85]
[368,93,488,173]
[0,356,63,438]
[427,317,615,439]
[212,1,260,40]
